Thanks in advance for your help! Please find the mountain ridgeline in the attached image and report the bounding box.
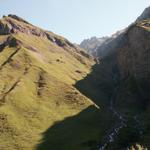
[80,36,109,57]
[0,14,100,150]
[0,6,150,150]
[80,6,150,60]
[78,5,150,150]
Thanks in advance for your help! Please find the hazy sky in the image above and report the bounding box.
[0,0,150,43]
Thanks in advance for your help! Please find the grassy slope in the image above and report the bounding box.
[0,16,111,150]
[0,44,93,150]
[3,16,149,150]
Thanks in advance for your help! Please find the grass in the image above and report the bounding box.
[37,106,116,150]
[2,15,150,150]
[0,15,114,150]
[0,44,95,150]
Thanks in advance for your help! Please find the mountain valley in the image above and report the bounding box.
[0,6,150,150]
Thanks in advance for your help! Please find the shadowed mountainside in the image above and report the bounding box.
[37,106,116,150]
[76,18,150,149]
[37,55,119,150]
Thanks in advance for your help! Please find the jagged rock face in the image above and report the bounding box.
[78,7,150,149]
[96,29,126,59]
[136,6,150,22]
[80,6,150,60]
[116,21,150,106]
[118,22,150,81]
[80,29,126,59]
[0,15,46,37]
[77,17,150,150]
[80,36,109,56]
[0,20,12,35]
[0,15,93,60]
[0,15,74,47]
[7,14,30,24]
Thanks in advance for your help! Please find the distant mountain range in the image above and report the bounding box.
[80,36,109,56]
[80,30,125,58]
[80,6,150,59]
[80,6,150,150]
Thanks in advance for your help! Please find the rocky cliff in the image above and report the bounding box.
[118,21,150,81]
[80,36,109,57]
[136,6,150,22]
[76,7,150,150]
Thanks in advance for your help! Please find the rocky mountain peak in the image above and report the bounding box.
[0,15,46,36]
[6,14,30,24]
[0,15,86,52]
[136,6,150,22]
[80,36,109,57]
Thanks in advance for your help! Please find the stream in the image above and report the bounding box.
[98,97,127,150]
[99,70,127,150]
[98,70,144,150]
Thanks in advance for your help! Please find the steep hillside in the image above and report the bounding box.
[1,6,150,150]
[115,20,150,149]
[0,15,113,150]
[82,6,150,61]
[136,6,150,22]
[76,9,150,149]
[79,30,126,59]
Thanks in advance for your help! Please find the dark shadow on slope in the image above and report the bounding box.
[37,106,115,150]
[36,54,119,150]
[36,52,145,150]
[74,53,119,107]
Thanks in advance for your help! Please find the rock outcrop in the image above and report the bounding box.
[118,22,150,81]
[136,6,150,22]
[80,36,109,56]
[77,7,150,149]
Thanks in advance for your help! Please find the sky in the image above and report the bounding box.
[0,0,150,43]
